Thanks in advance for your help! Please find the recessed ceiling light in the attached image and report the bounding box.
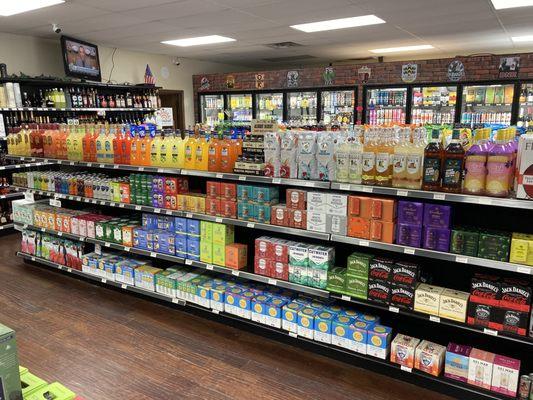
[290,15,385,33]
[161,35,235,47]
[369,44,434,54]
[0,0,64,16]
[491,0,533,10]
[512,35,533,42]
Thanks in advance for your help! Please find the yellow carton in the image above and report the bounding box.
[200,241,213,264]
[212,223,234,245]
[213,243,226,266]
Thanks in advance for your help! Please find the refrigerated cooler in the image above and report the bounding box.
[227,93,253,122]
[255,92,283,122]
[460,84,514,126]
[411,85,457,125]
[320,89,356,124]
[200,94,224,126]
[365,87,407,125]
[287,91,318,124]
[517,82,533,130]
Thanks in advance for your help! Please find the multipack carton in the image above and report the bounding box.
[0,323,22,400]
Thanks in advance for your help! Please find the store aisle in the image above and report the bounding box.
[0,233,452,400]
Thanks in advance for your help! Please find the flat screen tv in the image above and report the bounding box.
[61,35,102,81]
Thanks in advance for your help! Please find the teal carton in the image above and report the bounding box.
[237,201,254,221]
[265,297,288,328]
[331,315,356,350]
[288,264,309,286]
[253,186,279,204]
[251,294,271,324]
[0,323,22,400]
[282,302,303,333]
[210,283,227,312]
[340,308,361,319]
[254,204,272,224]
[297,307,317,339]
[289,243,309,266]
[367,325,392,360]
[314,311,336,344]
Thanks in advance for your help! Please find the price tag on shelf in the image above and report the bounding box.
[49,198,61,207]
[186,213,193,219]
[238,176,246,181]
[389,306,400,313]
[206,264,214,271]
[165,210,173,215]
[341,295,351,301]
[110,202,117,207]
[267,278,277,285]
[305,181,315,187]
[215,217,223,223]
[339,184,351,191]
[212,309,220,314]
[362,186,373,193]
[359,240,370,247]
[114,165,119,169]
[138,167,144,172]
[101,278,107,284]
[40,228,46,232]
[272,178,281,184]
[433,193,446,200]
[154,208,161,214]
[478,197,492,205]
[99,164,105,168]
[104,242,111,248]
[397,190,408,197]
[135,205,142,211]
[57,232,63,237]
[404,248,415,255]
[124,247,130,252]
[516,266,531,275]
[246,222,255,228]
[483,328,498,336]
[150,252,157,258]
[215,173,223,179]
[157,168,164,173]
[429,315,441,323]
[455,256,468,264]
[288,332,297,338]
[172,298,180,304]
[121,284,127,289]
[58,265,63,270]
[185,259,193,265]
[231,270,240,276]
[24,192,34,202]
[31,256,36,261]
[67,268,72,273]
[91,199,97,204]
[400,366,412,373]
[87,163,92,167]
[119,204,125,208]
[181,170,188,175]
[95,244,102,255]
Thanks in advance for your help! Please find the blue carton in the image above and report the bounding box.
[314,311,337,344]
[282,302,304,333]
[210,283,227,312]
[187,219,201,236]
[133,227,148,249]
[155,231,175,255]
[331,315,357,350]
[254,204,271,224]
[251,294,271,324]
[352,320,374,355]
[297,306,317,339]
[142,214,157,229]
[265,296,288,328]
[174,217,187,234]
[175,235,187,257]
[237,185,253,202]
[146,230,156,250]
[366,325,392,360]
[237,201,254,221]
[341,308,361,319]
[187,237,200,256]
[253,186,279,204]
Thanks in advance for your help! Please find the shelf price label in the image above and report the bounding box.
[341,295,351,301]
[429,315,440,323]
[212,309,220,314]
[396,190,408,197]
[238,176,246,181]
[215,217,223,223]
[362,186,373,193]
[339,184,351,191]
[135,205,142,211]
[114,165,119,169]
[272,178,281,184]
[246,222,255,228]
[359,240,370,247]
[185,259,193,265]
[216,173,223,179]
[433,193,446,200]
[455,256,468,264]
[267,278,277,285]
[403,248,415,255]
[206,264,214,271]
[483,328,498,336]
[478,197,492,205]
[24,192,35,202]
[150,252,157,258]
[95,244,102,255]
[400,366,412,373]
[516,266,531,275]
[231,270,240,276]
[121,284,127,289]
[101,278,107,284]
[186,213,193,219]
[388,306,400,313]
[288,332,298,338]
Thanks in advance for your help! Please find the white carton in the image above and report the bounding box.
[307,192,328,212]
[307,211,327,232]
[516,133,533,199]
[326,193,348,216]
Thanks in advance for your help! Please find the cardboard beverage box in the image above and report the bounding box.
[477,231,511,262]
[313,311,336,344]
[282,302,304,333]
[297,307,317,339]
[265,297,287,328]
[515,133,533,199]
[390,284,415,310]
[451,228,480,257]
[347,252,373,277]
[368,279,391,304]
[445,343,472,383]
[467,348,495,390]
[390,334,420,368]
[439,288,470,322]
[210,284,227,312]
[306,211,327,233]
[490,355,520,397]
[366,324,392,359]
[225,243,247,270]
[327,193,348,216]
[414,284,444,315]
[344,274,368,300]
[397,201,424,225]
[423,204,451,228]
[25,382,75,400]
[347,217,371,239]
[497,278,531,336]
[306,191,327,212]
[331,315,357,350]
[369,257,394,281]
[414,340,446,376]
[251,294,271,325]
[467,274,501,330]
[397,223,423,248]
[327,267,346,293]
[0,323,23,400]
[20,372,47,397]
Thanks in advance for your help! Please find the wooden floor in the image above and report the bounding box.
[0,233,453,400]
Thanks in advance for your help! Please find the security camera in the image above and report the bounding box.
[171,57,180,66]
[52,24,62,34]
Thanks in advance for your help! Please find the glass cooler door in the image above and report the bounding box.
[255,92,283,122]
[460,84,514,127]
[365,87,407,125]
[411,85,457,125]
[200,94,224,126]
[287,91,318,124]
[321,89,355,125]
[518,82,533,131]
[227,93,253,122]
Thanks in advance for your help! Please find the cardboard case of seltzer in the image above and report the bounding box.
[0,323,23,400]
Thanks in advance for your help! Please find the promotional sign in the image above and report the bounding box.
[226,75,235,89]
[447,60,465,81]
[323,66,335,85]
[358,66,371,83]
[499,56,520,79]
[199,76,210,91]
[287,70,299,87]
[156,107,174,127]
[251,119,277,135]
[401,63,418,83]
[255,73,265,89]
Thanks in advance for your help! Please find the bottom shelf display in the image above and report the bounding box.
[16,251,529,400]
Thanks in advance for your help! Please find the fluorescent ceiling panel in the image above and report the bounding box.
[369,44,434,54]
[0,0,64,16]
[512,35,533,42]
[290,15,385,33]
[161,35,235,47]
[491,0,533,9]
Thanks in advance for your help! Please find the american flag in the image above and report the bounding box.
[144,64,156,85]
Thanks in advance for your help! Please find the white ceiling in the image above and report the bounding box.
[2,0,533,67]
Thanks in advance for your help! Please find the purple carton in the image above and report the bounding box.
[151,176,165,193]
[445,342,472,383]
[423,204,451,229]
[152,193,164,208]
[397,201,424,225]
[397,223,423,248]
[423,227,450,252]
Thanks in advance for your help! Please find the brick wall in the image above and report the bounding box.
[192,52,533,123]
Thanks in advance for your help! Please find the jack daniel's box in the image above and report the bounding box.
[390,261,419,287]
[496,278,531,336]
[368,278,390,304]
[390,283,415,310]
[467,274,500,330]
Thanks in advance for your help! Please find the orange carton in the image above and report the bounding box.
[226,243,248,269]
[221,200,237,219]
[348,217,371,239]
[120,183,130,203]
[45,210,56,230]
[370,220,395,243]
[348,195,371,217]
[369,198,396,222]
[221,182,237,200]
[122,225,136,247]
[206,181,221,198]
[414,340,446,376]
[391,334,420,368]
[164,195,177,210]
[206,197,221,216]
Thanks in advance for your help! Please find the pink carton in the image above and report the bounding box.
[467,348,495,390]
[490,355,520,397]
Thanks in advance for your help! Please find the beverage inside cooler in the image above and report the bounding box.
[320,89,355,124]
[411,85,457,125]
[227,93,253,122]
[287,91,318,124]
[517,82,533,130]
[366,87,407,125]
[255,92,283,122]
[200,94,224,126]
[460,84,513,126]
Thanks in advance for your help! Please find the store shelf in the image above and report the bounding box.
[0,223,14,231]
[0,77,160,90]
[0,161,55,170]
[330,234,532,276]
[0,107,155,112]
[464,103,512,107]
[367,105,405,108]
[0,192,24,200]
[16,251,513,400]
[331,182,533,210]
[330,293,533,347]
[14,223,329,298]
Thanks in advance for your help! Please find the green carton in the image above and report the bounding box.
[21,372,47,397]
[0,323,22,400]
[326,267,346,293]
[347,252,373,277]
[451,227,479,256]
[25,382,75,400]
[344,273,368,299]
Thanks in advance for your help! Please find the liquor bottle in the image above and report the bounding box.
[485,129,513,197]
[362,128,377,185]
[441,129,465,193]
[392,127,409,188]
[422,129,444,191]
[463,128,488,195]
[375,127,393,186]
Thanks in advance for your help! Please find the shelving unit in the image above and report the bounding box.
[0,107,155,112]
[15,251,516,400]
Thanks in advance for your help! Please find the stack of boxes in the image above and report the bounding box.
[451,228,512,262]
[396,200,424,247]
[238,184,278,223]
[289,242,335,289]
[200,221,246,270]
[390,334,447,377]
[467,274,532,336]
[510,232,533,267]
[234,128,265,175]
[206,181,237,218]
[306,191,348,235]
[254,236,290,281]
[144,175,190,210]
[344,252,372,300]
[414,284,470,323]
[422,204,451,252]
[271,189,307,230]
[347,195,396,243]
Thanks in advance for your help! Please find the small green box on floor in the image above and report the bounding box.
[326,267,346,293]
[0,323,23,400]
[344,274,368,299]
[20,372,47,397]
[347,252,373,277]
[25,382,76,400]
